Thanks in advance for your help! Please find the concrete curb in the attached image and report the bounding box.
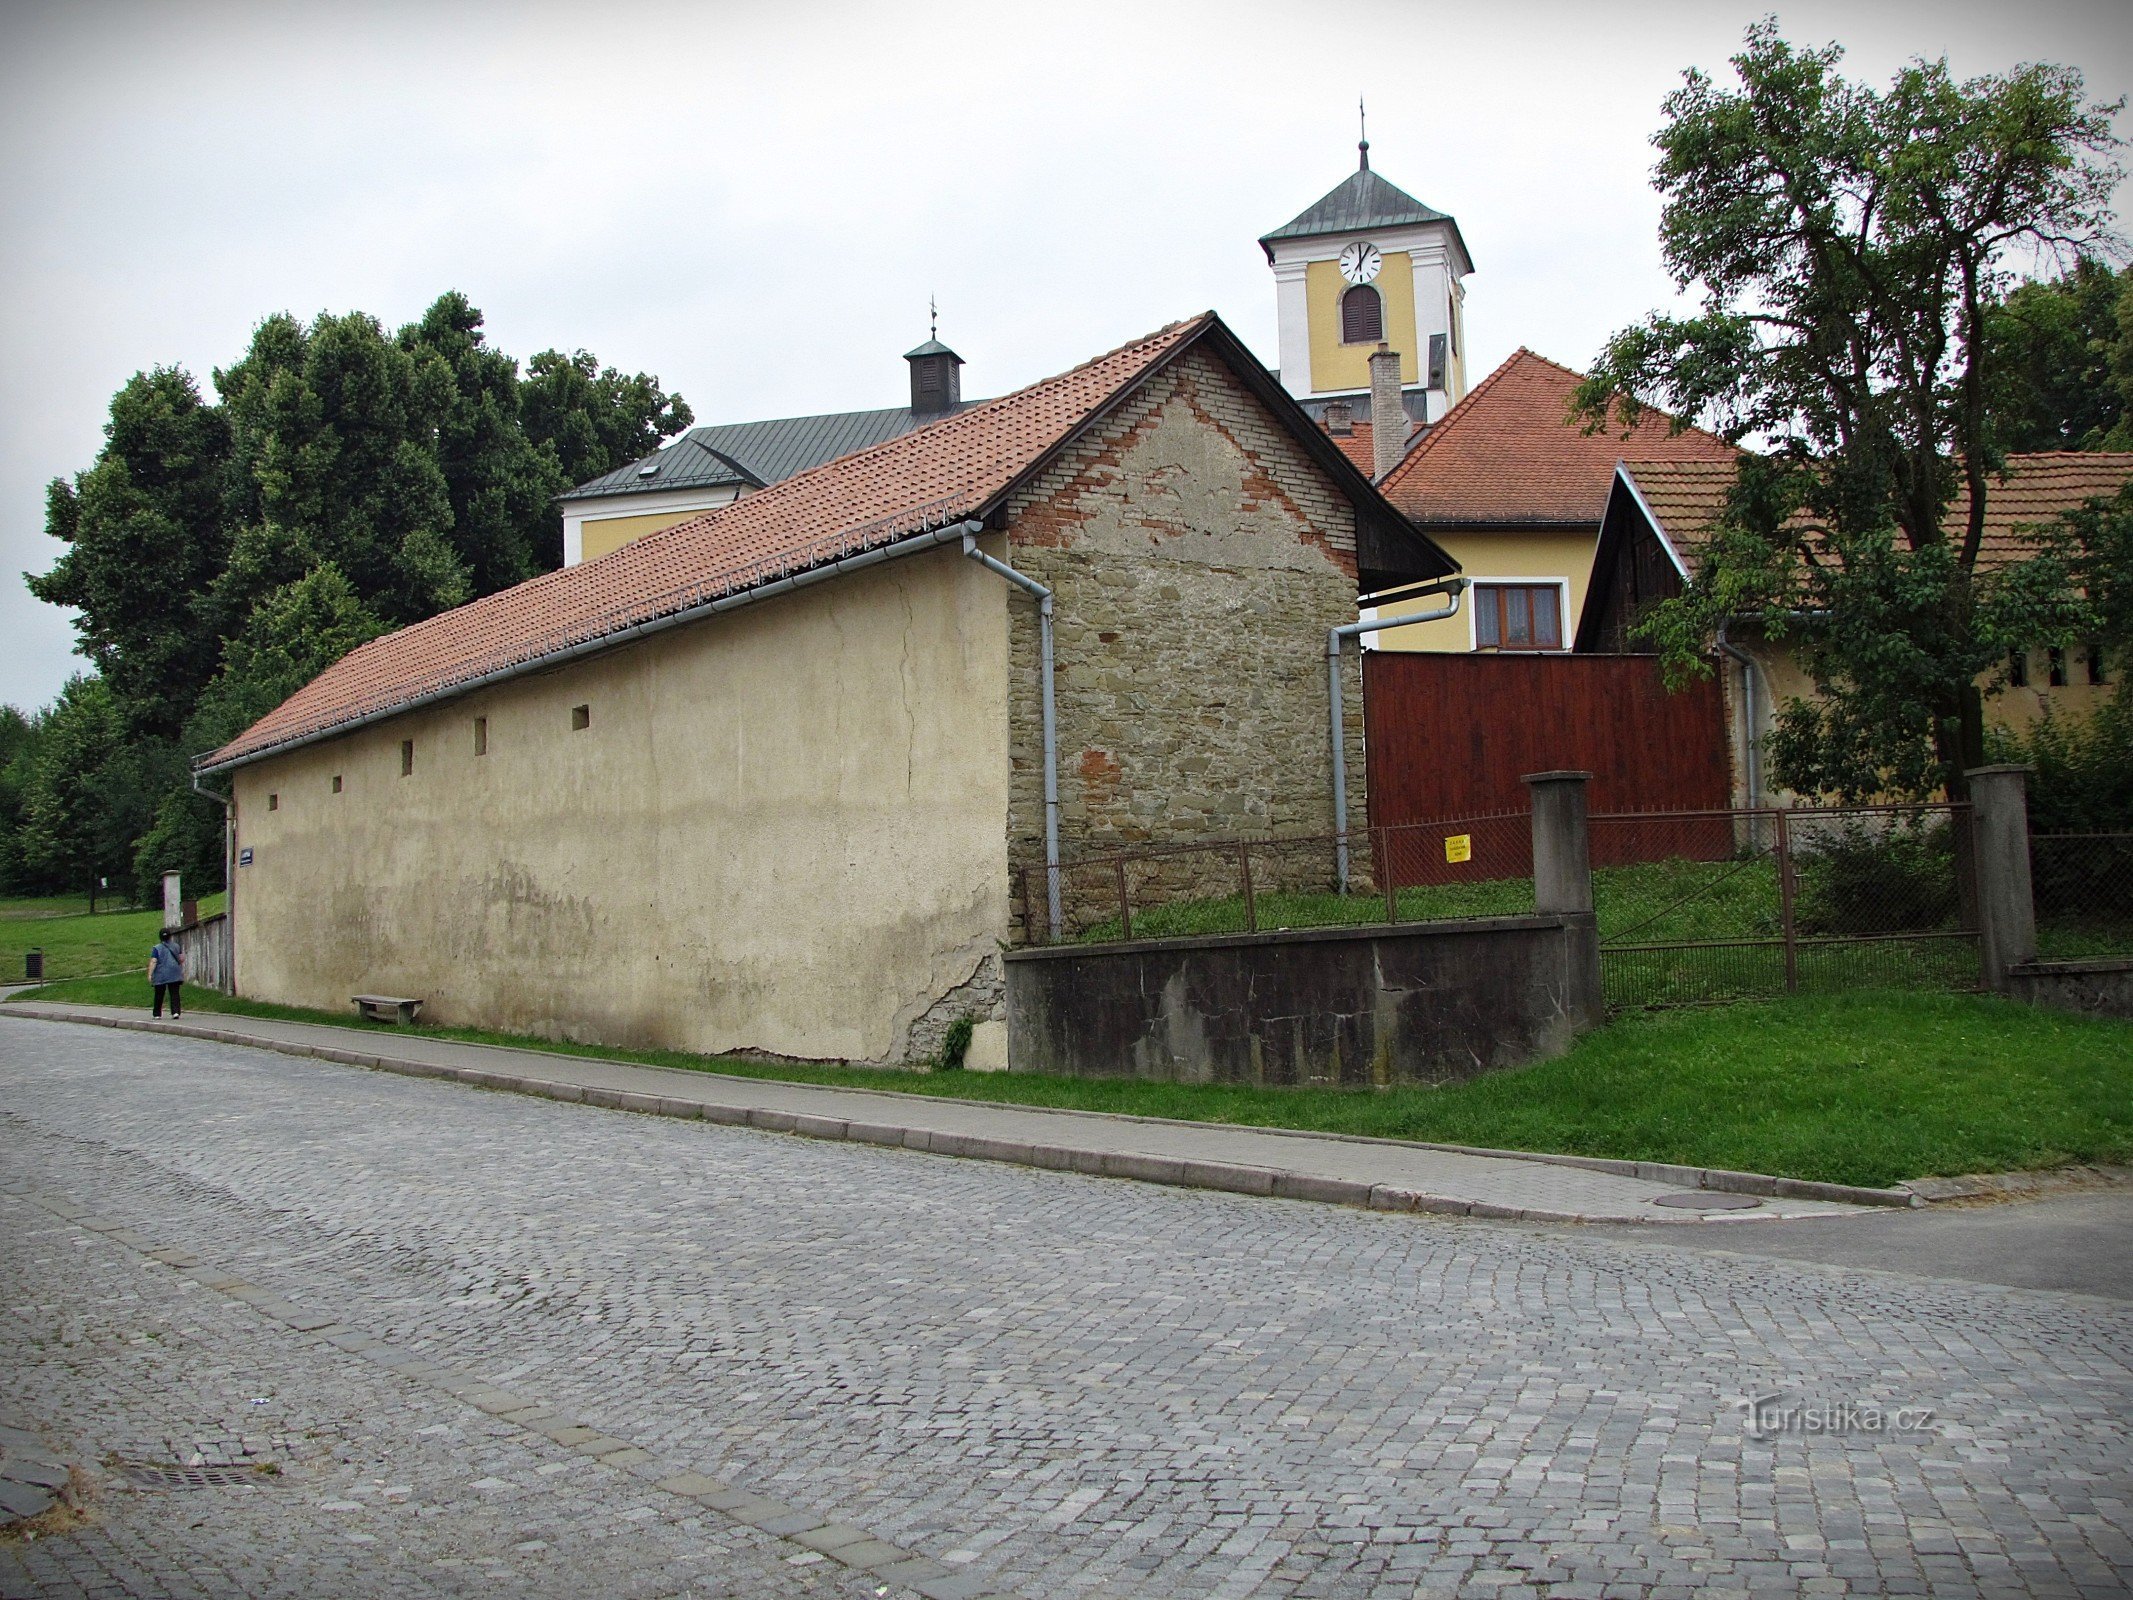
[4,1005,1921,1220]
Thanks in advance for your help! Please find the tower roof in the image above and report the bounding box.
[1259,165,1472,270]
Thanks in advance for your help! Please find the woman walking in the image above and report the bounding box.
[148,931,184,1018]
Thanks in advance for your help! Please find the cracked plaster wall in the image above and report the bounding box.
[230,542,1011,1064]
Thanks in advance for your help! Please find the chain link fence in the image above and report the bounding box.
[2030,832,2133,959]
[1593,804,1981,1008]
[1016,813,1536,947]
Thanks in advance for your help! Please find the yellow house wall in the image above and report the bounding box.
[1370,527,1598,652]
[1728,635,2114,807]
[229,542,1010,1063]
[1306,254,1418,393]
[580,507,716,562]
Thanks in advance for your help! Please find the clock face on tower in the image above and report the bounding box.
[1338,241,1383,286]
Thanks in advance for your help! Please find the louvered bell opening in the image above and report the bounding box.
[1341,286,1383,345]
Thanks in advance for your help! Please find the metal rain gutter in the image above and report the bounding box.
[962,532,1062,942]
[1328,576,1467,893]
[192,517,990,778]
[189,769,236,995]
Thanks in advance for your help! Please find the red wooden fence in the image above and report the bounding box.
[1362,652,1733,834]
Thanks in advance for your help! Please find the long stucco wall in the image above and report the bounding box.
[230,543,1010,1063]
[1000,346,1370,929]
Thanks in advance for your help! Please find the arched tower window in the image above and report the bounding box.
[1341,285,1383,344]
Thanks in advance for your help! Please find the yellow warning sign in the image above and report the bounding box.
[1444,833,1472,864]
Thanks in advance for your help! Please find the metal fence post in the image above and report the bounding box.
[1114,858,1132,943]
[1775,809,1798,993]
[1239,844,1258,933]
[1381,829,1398,924]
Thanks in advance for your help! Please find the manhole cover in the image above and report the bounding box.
[1651,1191,1764,1211]
[115,1463,280,1490]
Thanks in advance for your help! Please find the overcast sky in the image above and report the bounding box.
[2,0,2127,714]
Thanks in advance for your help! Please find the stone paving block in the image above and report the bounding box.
[3,1013,2125,1600]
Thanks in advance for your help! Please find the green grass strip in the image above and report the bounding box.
[10,977,2129,1189]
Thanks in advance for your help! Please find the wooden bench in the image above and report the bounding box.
[353,994,424,1026]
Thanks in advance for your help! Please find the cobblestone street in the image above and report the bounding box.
[3,1014,2129,1598]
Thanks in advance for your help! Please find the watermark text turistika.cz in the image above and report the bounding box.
[1737,1391,1936,1441]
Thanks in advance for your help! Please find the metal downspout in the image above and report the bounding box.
[1329,577,1466,893]
[190,770,234,995]
[1715,619,1760,811]
[962,532,1062,941]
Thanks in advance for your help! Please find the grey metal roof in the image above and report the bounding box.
[561,402,975,503]
[1259,167,1472,270]
[903,338,961,360]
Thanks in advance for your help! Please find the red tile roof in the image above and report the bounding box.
[205,317,1211,770]
[1380,349,1737,525]
[1321,418,1416,478]
[1625,452,2133,576]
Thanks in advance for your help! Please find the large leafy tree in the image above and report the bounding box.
[1575,22,2124,801]
[213,307,469,629]
[22,289,693,895]
[133,565,387,892]
[1983,257,2131,451]
[17,675,160,901]
[28,369,233,742]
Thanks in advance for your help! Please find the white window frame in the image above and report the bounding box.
[1465,577,1573,653]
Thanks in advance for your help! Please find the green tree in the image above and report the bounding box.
[26,369,233,741]
[1982,258,2130,451]
[400,291,565,595]
[520,348,695,517]
[19,676,158,902]
[213,308,469,629]
[0,706,42,893]
[1576,22,2124,801]
[137,565,388,893]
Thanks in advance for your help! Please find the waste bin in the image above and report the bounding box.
[25,948,42,981]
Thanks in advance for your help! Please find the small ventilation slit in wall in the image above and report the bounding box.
[474,716,488,756]
[267,793,278,811]
[401,739,414,776]
[331,775,342,794]
[571,705,590,731]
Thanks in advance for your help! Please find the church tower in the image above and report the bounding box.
[1259,131,1473,427]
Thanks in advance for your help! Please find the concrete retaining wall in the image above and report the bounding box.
[1004,913,1602,1087]
[2007,958,2133,1020]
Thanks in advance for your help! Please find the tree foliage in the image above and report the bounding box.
[1982,257,2132,451]
[27,369,232,742]
[1576,22,2125,801]
[13,290,690,896]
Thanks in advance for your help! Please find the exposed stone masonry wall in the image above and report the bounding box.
[999,346,1370,936]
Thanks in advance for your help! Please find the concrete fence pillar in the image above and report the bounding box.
[1524,770,1602,1027]
[1966,763,2037,990]
[1524,771,1594,915]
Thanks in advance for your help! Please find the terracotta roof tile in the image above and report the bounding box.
[206,316,1210,769]
[1380,349,1736,525]
[1320,417,1417,478]
[1625,452,2133,577]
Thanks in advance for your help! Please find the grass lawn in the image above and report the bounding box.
[0,893,226,983]
[10,978,2129,1188]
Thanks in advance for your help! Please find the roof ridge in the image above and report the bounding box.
[1377,348,1541,485]
[636,316,1212,557]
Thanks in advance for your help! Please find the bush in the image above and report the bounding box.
[934,1015,975,1072]
[1985,692,2133,832]
[1794,821,1960,935]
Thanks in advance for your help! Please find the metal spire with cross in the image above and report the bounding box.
[929,294,938,342]
[1358,96,1369,170]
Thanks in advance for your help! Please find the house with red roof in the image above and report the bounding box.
[1363,349,1736,652]
[1579,453,2131,805]
[195,313,1455,1066]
